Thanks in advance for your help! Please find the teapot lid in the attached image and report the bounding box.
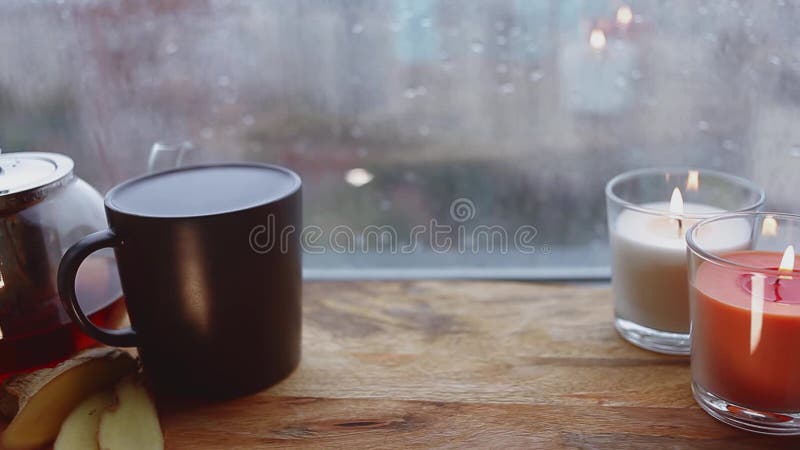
[0,152,75,212]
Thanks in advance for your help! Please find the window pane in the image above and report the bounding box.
[1,1,797,278]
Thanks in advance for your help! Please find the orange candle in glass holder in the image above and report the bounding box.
[691,247,800,412]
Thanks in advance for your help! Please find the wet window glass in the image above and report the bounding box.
[1,0,797,278]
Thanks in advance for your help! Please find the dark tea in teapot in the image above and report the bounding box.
[0,256,125,376]
[0,153,125,376]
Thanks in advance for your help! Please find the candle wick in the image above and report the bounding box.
[775,278,783,302]
[676,218,684,237]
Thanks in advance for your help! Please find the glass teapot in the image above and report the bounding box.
[0,152,123,374]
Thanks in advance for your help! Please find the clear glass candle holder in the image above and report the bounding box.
[605,168,764,355]
[688,212,800,435]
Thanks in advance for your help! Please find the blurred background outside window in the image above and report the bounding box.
[1,0,798,278]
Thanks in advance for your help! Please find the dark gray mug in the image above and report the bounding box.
[58,163,302,399]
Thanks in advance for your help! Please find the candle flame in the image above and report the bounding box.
[779,245,795,276]
[616,5,633,26]
[669,188,684,236]
[669,187,684,216]
[686,170,700,192]
[0,262,5,338]
[761,215,778,237]
[750,274,765,355]
[589,28,607,51]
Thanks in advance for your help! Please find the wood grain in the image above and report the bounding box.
[157,281,800,449]
[1,281,792,448]
[164,397,797,449]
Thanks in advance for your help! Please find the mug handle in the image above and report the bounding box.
[57,229,138,347]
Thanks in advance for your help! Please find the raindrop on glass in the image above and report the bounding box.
[722,139,736,151]
[223,94,238,105]
[351,23,364,34]
[164,42,179,55]
[200,128,215,140]
[470,40,485,53]
[499,83,515,95]
[242,114,255,126]
[697,120,710,131]
[529,70,544,82]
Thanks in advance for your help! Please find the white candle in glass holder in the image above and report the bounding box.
[611,188,751,333]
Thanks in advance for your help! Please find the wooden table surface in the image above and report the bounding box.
[159,280,800,449]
